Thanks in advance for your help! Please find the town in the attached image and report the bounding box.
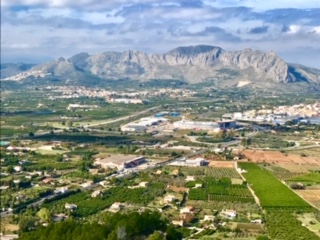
[1,85,320,240]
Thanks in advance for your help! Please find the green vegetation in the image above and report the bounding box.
[249,133,295,149]
[287,172,320,185]
[19,210,183,240]
[164,166,241,179]
[239,162,311,209]
[43,183,165,218]
[267,166,305,180]
[188,177,255,203]
[266,211,320,240]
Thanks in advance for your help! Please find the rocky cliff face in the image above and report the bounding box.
[68,45,297,83]
[3,45,320,86]
[218,49,293,83]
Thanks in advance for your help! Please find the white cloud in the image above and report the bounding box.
[287,25,301,34]
[1,0,320,68]
[203,0,320,10]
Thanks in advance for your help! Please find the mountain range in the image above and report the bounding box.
[1,45,320,91]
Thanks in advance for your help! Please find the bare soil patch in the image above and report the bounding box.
[208,161,235,168]
[166,185,188,193]
[295,190,320,209]
[241,150,320,172]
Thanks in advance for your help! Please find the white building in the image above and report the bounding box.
[14,166,22,172]
[163,195,176,204]
[91,190,102,198]
[94,155,146,170]
[173,120,219,130]
[65,203,77,210]
[203,215,215,221]
[121,117,167,132]
[221,209,237,219]
[185,176,195,182]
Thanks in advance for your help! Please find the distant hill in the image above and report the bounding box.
[0,63,35,78]
[1,45,320,91]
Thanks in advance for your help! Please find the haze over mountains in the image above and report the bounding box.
[1,45,320,91]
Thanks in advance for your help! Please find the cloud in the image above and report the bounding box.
[1,0,320,68]
[249,26,269,34]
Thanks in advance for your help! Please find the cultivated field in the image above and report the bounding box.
[239,162,311,209]
[242,150,320,166]
[208,161,235,168]
[242,150,320,172]
[295,190,320,209]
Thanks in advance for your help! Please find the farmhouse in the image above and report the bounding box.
[65,203,77,210]
[163,194,176,204]
[91,190,102,198]
[109,202,124,212]
[138,181,148,187]
[171,219,184,227]
[185,176,195,182]
[94,155,146,170]
[54,187,69,195]
[250,219,263,224]
[221,209,237,219]
[203,215,215,221]
[180,206,195,214]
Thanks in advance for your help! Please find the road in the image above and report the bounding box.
[0,106,161,141]
[184,124,263,148]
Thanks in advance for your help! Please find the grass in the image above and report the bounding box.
[239,162,311,209]
[288,172,320,184]
[35,149,69,155]
[298,213,320,233]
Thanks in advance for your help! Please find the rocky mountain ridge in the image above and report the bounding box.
[2,45,320,87]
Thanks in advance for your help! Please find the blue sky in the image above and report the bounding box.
[1,0,320,68]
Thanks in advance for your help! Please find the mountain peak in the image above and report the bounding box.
[2,46,320,89]
[166,45,223,56]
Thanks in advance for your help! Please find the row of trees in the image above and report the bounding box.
[20,210,183,240]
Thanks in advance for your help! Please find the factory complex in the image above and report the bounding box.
[173,120,237,131]
[121,117,168,132]
[94,155,146,170]
[121,112,237,133]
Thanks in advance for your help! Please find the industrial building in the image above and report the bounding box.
[155,111,180,117]
[173,120,220,130]
[121,125,147,132]
[155,111,169,117]
[94,155,146,170]
[217,120,237,129]
[121,117,167,132]
[170,157,208,167]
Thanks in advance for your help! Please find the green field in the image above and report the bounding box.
[266,211,320,240]
[288,172,320,184]
[188,177,255,204]
[239,162,311,209]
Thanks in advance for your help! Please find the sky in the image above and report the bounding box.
[1,0,320,68]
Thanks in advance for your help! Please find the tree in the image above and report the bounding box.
[66,120,73,127]
[19,216,37,233]
[117,226,127,240]
[56,155,63,162]
[256,235,270,240]
[37,208,51,222]
[166,225,183,240]
[148,231,166,240]
[7,165,14,174]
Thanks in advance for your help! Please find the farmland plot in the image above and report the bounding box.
[239,162,311,209]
